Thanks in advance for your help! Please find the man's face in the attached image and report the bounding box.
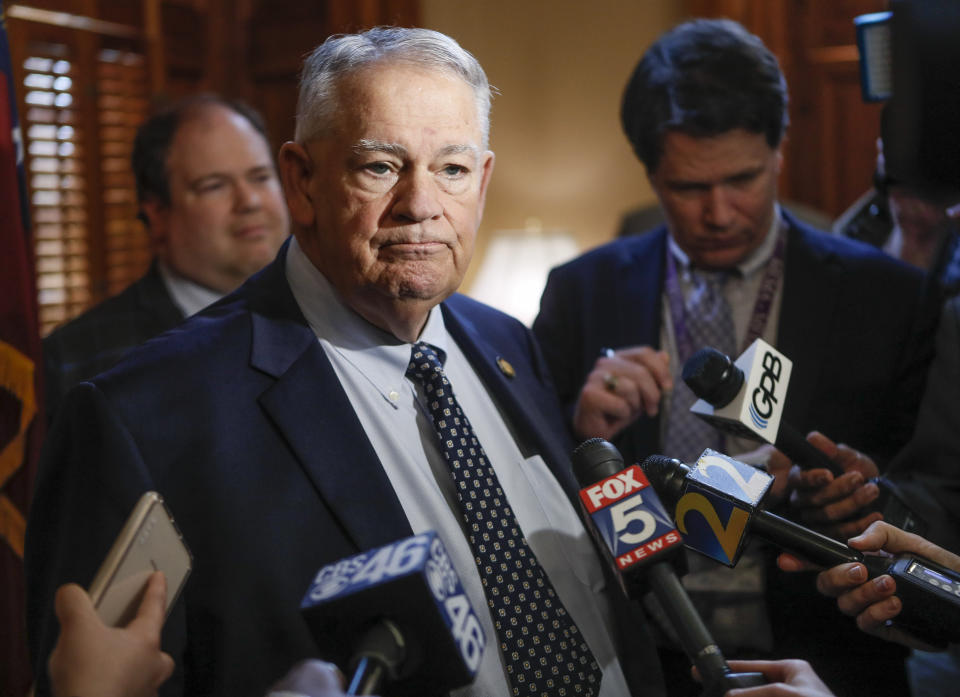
[283,63,494,335]
[649,129,782,269]
[145,105,289,293]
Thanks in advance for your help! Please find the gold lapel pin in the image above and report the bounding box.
[496,356,516,378]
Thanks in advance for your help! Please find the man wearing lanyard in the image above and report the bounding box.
[533,18,938,697]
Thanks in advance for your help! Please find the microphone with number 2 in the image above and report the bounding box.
[300,531,484,695]
[641,449,960,646]
[572,438,765,696]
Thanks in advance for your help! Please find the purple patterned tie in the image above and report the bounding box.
[664,269,736,463]
[407,342,602,697]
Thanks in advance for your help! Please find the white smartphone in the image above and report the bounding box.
[88,491,192,627]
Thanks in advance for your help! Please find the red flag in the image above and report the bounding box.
[0,3,43,695]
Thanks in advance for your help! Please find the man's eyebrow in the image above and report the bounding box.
[351,141,480,159]
[437,144,480,158]
[353,140,407,157]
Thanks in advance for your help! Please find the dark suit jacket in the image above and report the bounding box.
[42,260,185,422]
[26,243,664,697]
[885,294,960,554]
[533,212,940,697]
[533,212,937,468]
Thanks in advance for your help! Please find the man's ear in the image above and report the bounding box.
[140,199,169,252]
[278,141,317,227]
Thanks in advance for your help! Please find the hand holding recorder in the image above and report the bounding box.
[780,520,960,650]
[642,451,960,647]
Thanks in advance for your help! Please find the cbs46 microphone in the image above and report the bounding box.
[641,449,960,646]
[683,339,930,536]
[301,531,484,695]
[572,438,765,696]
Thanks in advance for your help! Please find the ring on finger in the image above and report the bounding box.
[603,373,619,393]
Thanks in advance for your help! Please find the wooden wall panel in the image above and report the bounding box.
[685,0,888,218]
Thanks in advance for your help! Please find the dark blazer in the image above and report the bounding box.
[42,260,185,422]
[532,211,940,697]
[533,211,937,468]
[26,243,664,697]
[885,294,960,554]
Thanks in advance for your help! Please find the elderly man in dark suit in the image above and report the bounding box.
[41,95,289,421]
[533,18,938,697]
[27,28,664,697]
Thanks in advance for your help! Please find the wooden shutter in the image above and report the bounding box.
[96,48,150,298]
[9,10,152,336]
[20,41,90,335]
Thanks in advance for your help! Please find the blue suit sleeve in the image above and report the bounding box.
[25,382,186,696]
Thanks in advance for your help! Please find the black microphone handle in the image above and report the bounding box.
[774,423,844,477]
[648,564,767,696]
[749,510,865,565]
[346,620,406,695]
[647,563,728,687]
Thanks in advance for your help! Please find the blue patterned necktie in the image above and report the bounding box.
[664,269,737,463]
[406,342,602,697]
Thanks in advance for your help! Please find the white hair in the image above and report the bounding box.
[294,27,493,149]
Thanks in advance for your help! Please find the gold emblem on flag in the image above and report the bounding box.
[0,340,36,558]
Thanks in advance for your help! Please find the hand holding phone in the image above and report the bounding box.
[50,572,176,697]
[88,491,192,627]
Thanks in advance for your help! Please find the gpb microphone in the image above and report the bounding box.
[684,340,931,536]
[642,450,960,646]
[301,531,484,695]
[683,339,843,476]
[572,438,765,697]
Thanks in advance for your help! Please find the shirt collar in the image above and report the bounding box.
[668,203,783,278]
[157,261,224,317]
[285,235,449,403]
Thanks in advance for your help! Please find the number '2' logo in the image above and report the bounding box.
[673,456,760,565]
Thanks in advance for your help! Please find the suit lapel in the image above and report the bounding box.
[246,250,412,553]
[776,217,841,427]
[442,301,581,500]
[618,228,667,351]
[617,229,667,460]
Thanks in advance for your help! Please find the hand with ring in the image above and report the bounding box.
[572,345,673,441]
[602,373,619,393]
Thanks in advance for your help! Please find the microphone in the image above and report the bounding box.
[300,531,484,695]
[572,438,765,696]
[682,339,843,475]
[641,450,960,646]
[684,340,931,535]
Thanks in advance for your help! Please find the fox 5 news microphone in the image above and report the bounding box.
[682,338,842,476]
[300,531,484,695]
[641,449,960,646]
[572,438,765,696]
[683,339,930,535]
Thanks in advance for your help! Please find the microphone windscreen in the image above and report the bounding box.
[682,348,744,408]
[572,437,626,487]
